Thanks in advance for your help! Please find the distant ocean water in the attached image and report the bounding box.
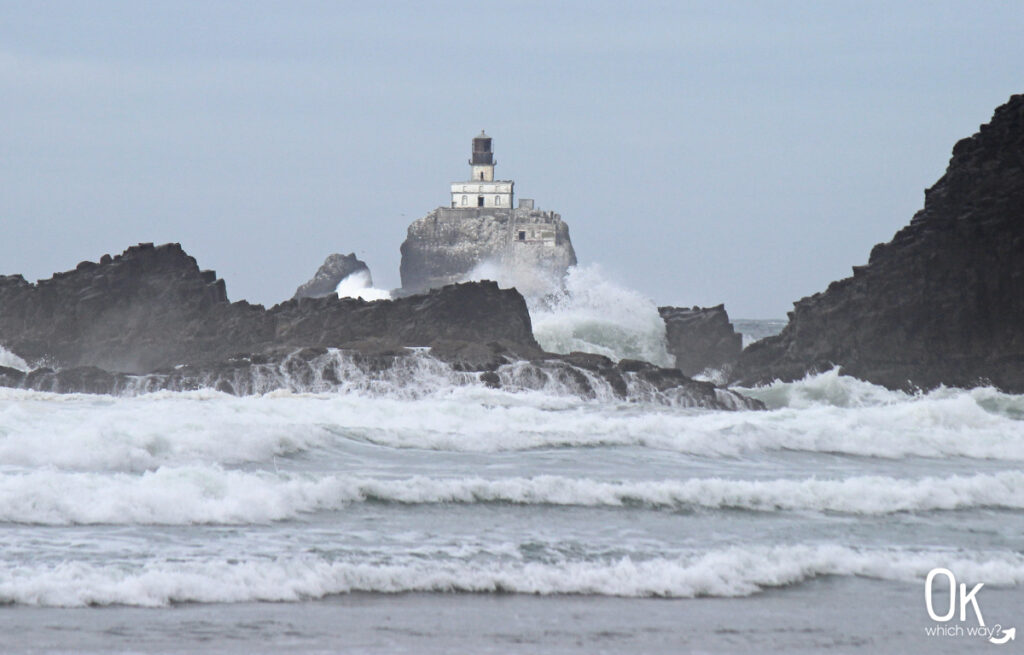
[733,318,788,347]
[1,342,1022,652]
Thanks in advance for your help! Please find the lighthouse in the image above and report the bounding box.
[450,131,514,208]
[470,131,495,181]
[400,130,576,293]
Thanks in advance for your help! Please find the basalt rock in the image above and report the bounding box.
[733,94,1024,392]
[292,253,371,300]
[659,305,743,376]
[0,243,761,410]
[0,242,538,373]
[0,346,763,410]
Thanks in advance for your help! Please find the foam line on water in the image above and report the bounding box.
[3,468,1023,525]
[1,544,1021,606]
[1,370,1022,469]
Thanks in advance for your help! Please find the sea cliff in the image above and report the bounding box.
[733,94,1024,392]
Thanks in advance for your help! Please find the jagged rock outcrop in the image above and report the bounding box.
[0,347,762,410]
[0,243,761,407]
[399,206,577,296]
[0,242,538,373]
[733,94,1024,392]
[0,242,761,409]
[292,253,370,300]
[659,305,743,376]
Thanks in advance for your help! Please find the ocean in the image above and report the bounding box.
[1,345,1022,653]
[1,264,1022,654]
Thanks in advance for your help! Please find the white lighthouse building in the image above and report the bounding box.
[399,131,577,293]
[450,131,514,208]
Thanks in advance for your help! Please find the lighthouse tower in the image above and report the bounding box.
[450,131,514,209]
[470,131,495,181]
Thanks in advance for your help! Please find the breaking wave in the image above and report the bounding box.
[334,269,391,301]
[2,544,1021,606]
[2,468,1023,525]
[0,345,28,372]
[462,262,674,367]
[2,347,753,409]
[1,368,1022,468]
[529,265,673,366]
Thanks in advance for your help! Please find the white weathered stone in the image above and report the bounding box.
[400,206,576,296]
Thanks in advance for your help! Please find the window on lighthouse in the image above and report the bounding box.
[461,195,467,206]
[479,172,484,180]
[495,196,501,205]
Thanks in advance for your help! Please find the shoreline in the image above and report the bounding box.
[2,578,1019,654]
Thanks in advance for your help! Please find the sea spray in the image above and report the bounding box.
[0,345,28,372]
[463,257,567,301]
[2,371,1023,471]
[460,262,673,366]
[335,269,391,301]
[527,265,673,366]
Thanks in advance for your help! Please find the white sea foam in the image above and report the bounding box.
[463,261,674,366]
[1,544,1021,606]
[743,366,1024,417]
[3,468,1022,525]
[0,390,341,471]
[529,265,674,366]
[336,387,1024,459]
[463,258,564,301]
[335,269,391,301]
[741,367,913,409]
[1,371,1023,469]
[0,345,28,371]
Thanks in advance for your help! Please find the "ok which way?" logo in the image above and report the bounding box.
[925,568,1016,645]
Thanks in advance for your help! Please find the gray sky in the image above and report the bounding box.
[1,1,1021,318]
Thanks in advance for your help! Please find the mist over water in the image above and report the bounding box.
[0,345,28,371]
[334,269,391,301]
[529,266,674,366]
[463,263,674,366]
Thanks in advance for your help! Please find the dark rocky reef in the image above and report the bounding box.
[0,243,760,409]
[0,242,537,373]
[733,94,1024,392]
[659,305,743,376]
[292,253,371,300]
[0,346,761,410]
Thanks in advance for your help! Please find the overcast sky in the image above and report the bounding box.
[1,2,1021,317]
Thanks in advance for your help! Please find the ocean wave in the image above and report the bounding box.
[334,269,391,301]
[0,345,29,372]
[743,367,1024,416]
[1,544,1020,606]
[344,395,1024,459]
[1,381,1023,466]
[528,265,674,367]
[742,368,906,409]
[3,468,1023,525]
[0,391,340,471]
